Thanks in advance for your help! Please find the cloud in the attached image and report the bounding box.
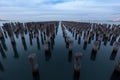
[0,0,120,21]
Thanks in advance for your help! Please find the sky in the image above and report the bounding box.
[0,0,120,21]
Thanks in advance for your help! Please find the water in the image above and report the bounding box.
[0,21,120,80]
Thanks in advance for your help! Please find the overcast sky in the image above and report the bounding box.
[0,0,120,21]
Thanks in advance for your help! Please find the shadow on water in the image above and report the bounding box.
[28,53,40,80]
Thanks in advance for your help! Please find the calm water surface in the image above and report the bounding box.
[0,21,120,80]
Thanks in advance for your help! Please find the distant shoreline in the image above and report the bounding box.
[106,20,120,22]
[0,20,9,21]
[107,19,120,22]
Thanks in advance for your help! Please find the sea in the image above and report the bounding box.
[0,20,120,80]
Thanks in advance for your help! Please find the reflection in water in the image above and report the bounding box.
[110,39,115,46]
[78,37,81,45]
[88,32,94,44]
[36,37,40,50]
[111,70,120,80]
[11,42,19,58]
[24,27,27,33]
[40,33,44,45]
[56,25,58,35]
[75,33,78,40]
[52,34,55,46]
[103,39,108,46]
[3,29,8,38]
[44,40,52,61]
[0,21,120,80]
[110,50,117,60]
[83,42,87,50]
[0,28,5,40]
[90,50,97,61]
[21,37,27,51]
[72,32,74,37]
[28,53,40,80]
[15,32,19,39]
[108,34,112,41]
[1,39,8,51]
[110,42,119,60]
[50,36,54,50]
[68,52,72,62]
[0,44,6,58]
[0,61,4,72]
[73,70,80,80]
[68,40,73,57]
[43,32,46,41]
[68,49,72,54]
[45,51,51,61]
[88,37,92,44]
[33,71,40,80]
[65,41,69,48]
[73,52,82,80]
[29,33,33,46]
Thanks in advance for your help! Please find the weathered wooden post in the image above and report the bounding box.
[88,31,94,44]
[74,52,82,80]
[68,40,74,54]
[28,53,39,74]
[92,41,100,54]
[110,35,117,46]
[44,37,52,61]
[44,41,49,54]
[28,53,39,80]
[115,58,120,73]
[113,42,119,53]
[65,36,70,48]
